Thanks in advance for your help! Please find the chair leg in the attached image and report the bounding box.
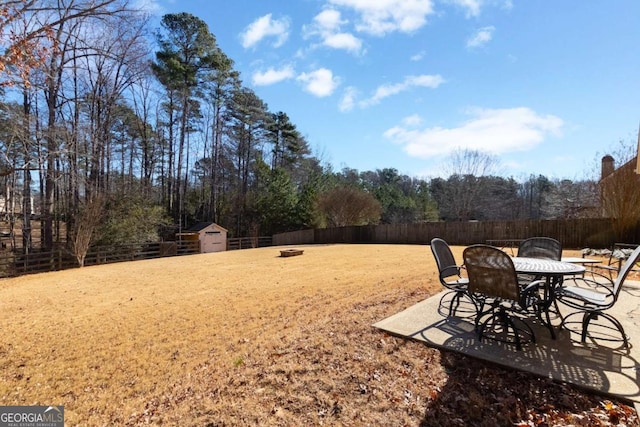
[474,301,495,333]
[582,311,629,348]
[504,308,536,350]
[455,290,479,317]
[477,313,498,345]
[500,309,522,351]
[541,305,556,340]
[518,316,536,345]
[521,283,556,340]
[439,290,475,317]
[475,305,534,351]
[604,313,630,348]
[551,297,563,323]
[581,312,593,343]
[449,292,462,316]
[438,291,456,317]
[511,323,524,351]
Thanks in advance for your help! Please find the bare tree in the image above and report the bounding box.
[315,186,381,227]
[542,179,599,220]
[440,148,501,178]
[434,149,501,221]
[0,0,52,87]
[0,0,132,87]
[11,0,143,250]
[596,136,640,240]
[69,193,104,267]
[76,9,150,196]
[129,70,161,197]
[600,165,640,240]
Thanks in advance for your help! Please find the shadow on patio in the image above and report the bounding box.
[374,281,640,405]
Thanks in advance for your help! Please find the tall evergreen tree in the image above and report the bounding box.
[223,86,269,235]
[265,111,309,172]
[152,12,226,228]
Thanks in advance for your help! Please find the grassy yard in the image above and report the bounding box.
[0,244,636,426]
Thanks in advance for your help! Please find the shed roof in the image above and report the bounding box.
[186,222,228,232]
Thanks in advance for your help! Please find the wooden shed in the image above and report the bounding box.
[178,222,228,253]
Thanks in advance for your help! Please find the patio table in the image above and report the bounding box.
[560,257,600,265]
[512,257,585,339]
[560,257,600,276]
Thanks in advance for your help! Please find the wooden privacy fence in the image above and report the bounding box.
[227,236,273,251]
[274,218,639,249]
[0,240,200,279]
[0,236,275,279]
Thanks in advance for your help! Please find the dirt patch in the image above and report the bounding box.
[0,244,636,426]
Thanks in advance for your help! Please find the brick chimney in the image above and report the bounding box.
[601,155,614,179]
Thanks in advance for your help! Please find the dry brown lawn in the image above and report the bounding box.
[0,244,637,426]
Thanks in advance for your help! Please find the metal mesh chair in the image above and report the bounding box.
[556,244,640,348]
[463,244,541,350]
[516,237,563,310]
[430,238,473,317]
[517,237,562,260]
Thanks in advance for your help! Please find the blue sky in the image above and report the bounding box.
[143,0,640,181]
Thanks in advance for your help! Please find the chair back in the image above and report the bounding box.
[517,237,562,260]
[463,245,520,301]
[612,244,640,300]
[430,238,460,281]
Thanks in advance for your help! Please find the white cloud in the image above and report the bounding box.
[409,75,446,87]
[297,68,340,97]
[467,26,495,48]
[402,114,423,126]
[328,0,435,35]
[252,65,295,86]
[240,14,290,49]
[133,0,164,14]
[304,9,364,54]
[314,8,344,31]
[361,74,445,107]
[446,0,513,18]
[323,32,363,52]
[384,107,563,158]
[449,0,483,18]
[410,51,426,61]
[339,86,359,112]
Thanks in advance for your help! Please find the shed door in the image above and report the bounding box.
[203,230,225,252]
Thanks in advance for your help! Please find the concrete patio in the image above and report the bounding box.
[374,280,640,409]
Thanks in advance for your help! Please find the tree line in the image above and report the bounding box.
[0,1,611,261]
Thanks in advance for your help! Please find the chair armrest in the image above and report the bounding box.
[562,273,613,288]
[522,279,546,292]
[518,279,546,309]
[557,275,615,307]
